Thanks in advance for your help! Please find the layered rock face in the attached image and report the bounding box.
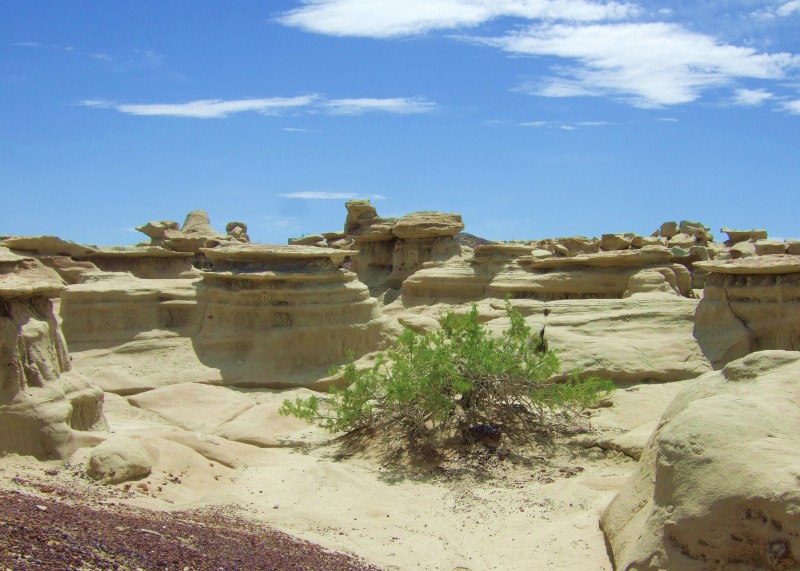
[601,350,800,571]
[293,200,466,292]
[404,246,691,303]
[61,245,401,393]
[194,244,401,386]
[0,248,104,459]
[694,255,800,368]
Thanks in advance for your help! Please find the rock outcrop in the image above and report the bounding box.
[135,210,250,255]
[403,247,691,303]
[61,244,402,393]
[601,350,800,571]
[193,244,401,386]
[298,201,466,293]
[0,247,104,459]
[694,255,800,368]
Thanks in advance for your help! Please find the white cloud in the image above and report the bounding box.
[484,22,800,107]
[732,88,774,106]
[324,97,435,114]
[114,96,318,118]
[79,95,435,118]
[518,120,613,128]
[279,191,387,200]
[781,99,800,114]
[777,0,800,16]
[754,0,800,19]
[277,0,638,38]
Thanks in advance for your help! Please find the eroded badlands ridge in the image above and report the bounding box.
[1,204,799,570]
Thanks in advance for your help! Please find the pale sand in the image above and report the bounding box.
[0,380,689,570]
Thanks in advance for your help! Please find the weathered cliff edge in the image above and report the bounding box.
[694,255,800,368]
[59,245,400,394]
[0,247,104,459]
[601,350,800,570]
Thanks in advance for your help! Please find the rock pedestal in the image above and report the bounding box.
[193,244,402,386]
[0,247,104,459]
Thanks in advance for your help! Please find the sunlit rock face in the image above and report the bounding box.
[403,247,691,304]
[340,201,466,292]
[59,244,401,394]
[694,255,800,368]
[194,244,401,386]
[602,350,800,571]
[0,247,104,459]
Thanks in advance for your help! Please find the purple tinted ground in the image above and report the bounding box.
[0,489,382,571]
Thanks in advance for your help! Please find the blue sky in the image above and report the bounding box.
[2,1,799,245]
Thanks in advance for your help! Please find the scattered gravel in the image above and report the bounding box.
[0,488,382,570]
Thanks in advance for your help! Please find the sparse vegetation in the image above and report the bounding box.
[280,301,614,457]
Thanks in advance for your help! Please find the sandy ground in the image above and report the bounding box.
[0,380,691,570]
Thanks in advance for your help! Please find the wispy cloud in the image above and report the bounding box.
[95,96,318,118]
[277,0,638,38]
[484,22,799,108]
[781,99,800,114]
[279,192,387,200]
[79,95,435,118]
[324,97,435,114]
[753,0,800,19]
[277,1,800,112]
[518,120,614,129]
[282,127,319,133]
[732,88,775,106]
[13,41,113,62]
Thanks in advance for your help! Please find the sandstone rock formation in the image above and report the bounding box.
[0,247,104,459]
[135,210,250,254]
[194,244,401,386]
[86,435,152,484]
[601,350,800,570]
[76,247,199,280]
[342,201,465,291]
[694,255,800,368]
[721,227,768,245]
[403,246,691,303]
[61,244,402,393]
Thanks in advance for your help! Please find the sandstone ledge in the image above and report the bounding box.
[694,254,800,274]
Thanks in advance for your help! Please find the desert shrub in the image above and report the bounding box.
[280,301,614,453]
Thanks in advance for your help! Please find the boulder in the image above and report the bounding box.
[602,351,800,570]
[225,221,249,242]
[86,436,152,484]
[552,236,600,255]
[721,227,768,244]
[135,220,181,240]
[391,212,464,240]
[344,200,378,233]
[730,241,757,258]
[658,221,679,239]
[679,220,712,242]
[754,239,786,256]
[631,235,663,249]
[667,233,696,248]
[600,233,632,252]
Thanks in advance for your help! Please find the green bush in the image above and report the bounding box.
[280,301,614,453]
